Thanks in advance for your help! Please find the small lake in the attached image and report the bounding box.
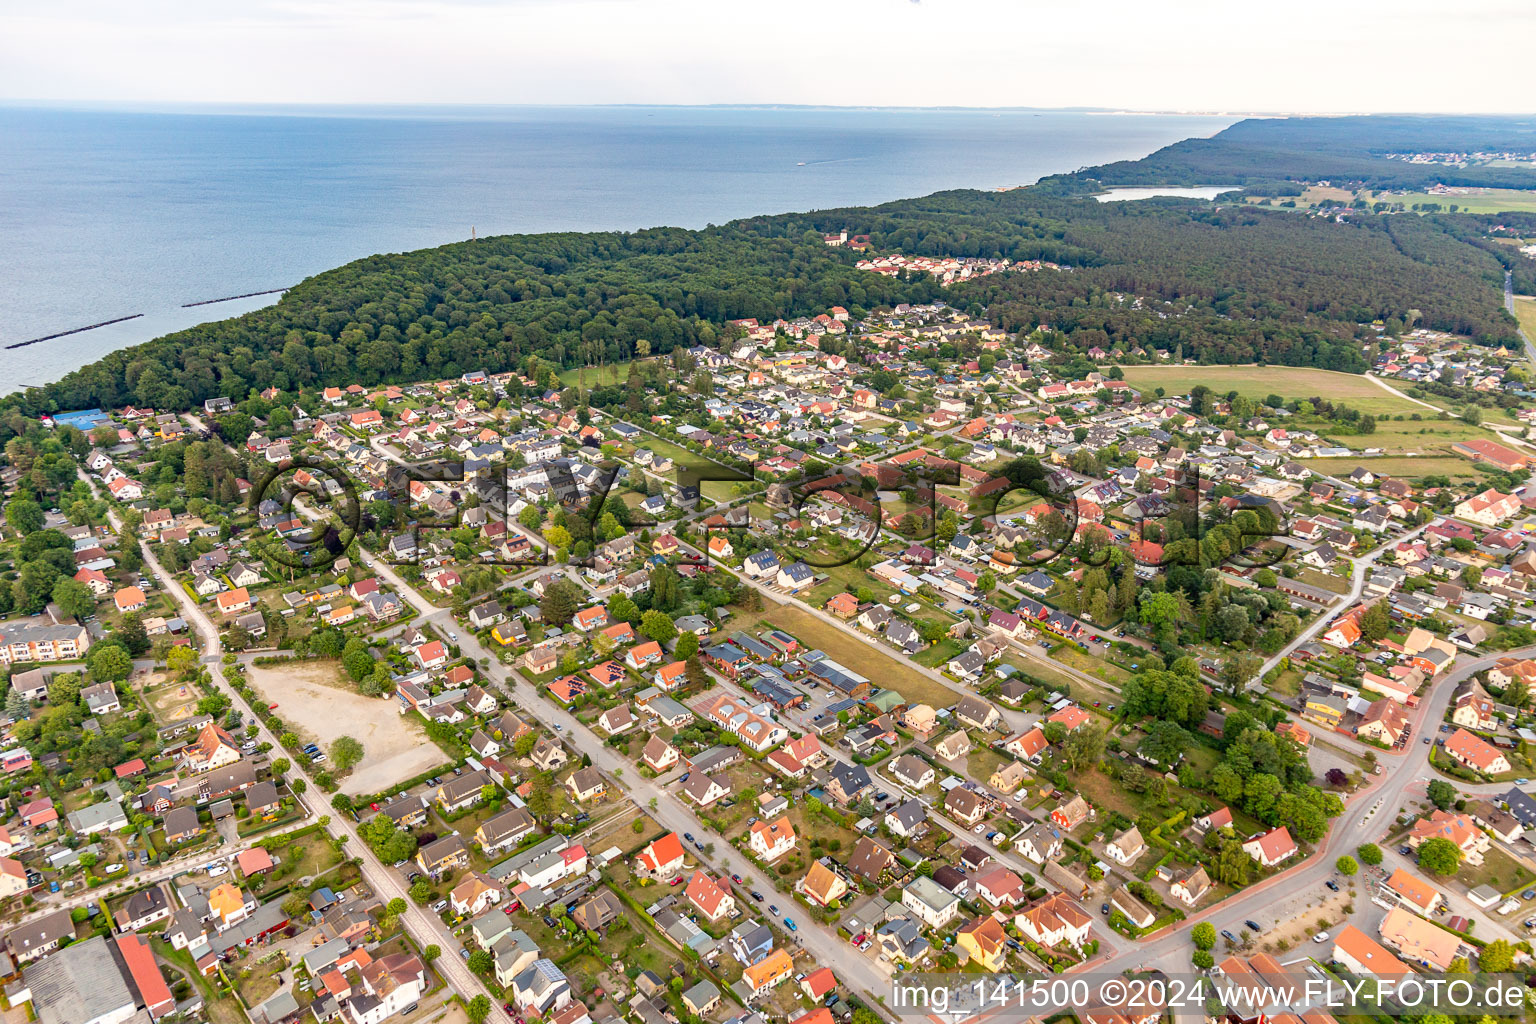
[1095,186,1239,202]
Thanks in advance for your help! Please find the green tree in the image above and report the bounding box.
[468,949,494,975]
[1480,939,1514,972]
[674,631,699,660]
[87,643,132,682]
[1417,836,1461,876]
[1358,603,1390,643]
[1335,855,1358,876]
[467,995,492,1024]
[607,594,639,623]
[4,690,29,722]
[117,612,149,655]
[51,577,96,620]
[539,580,580,626]
[1192,949,1214,969]
[1191,921,1217,950]
[5,498,44,536]
[1426,780,1457,810]
[331,736,365,772]
[1357,843,1382,866]
[1063,724,1106,772]
[640,609,677,644]
[409,880,433,903]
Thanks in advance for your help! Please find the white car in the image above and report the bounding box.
[207,865,229,878]
[105,863,125,874]
[1312,931,1330,944]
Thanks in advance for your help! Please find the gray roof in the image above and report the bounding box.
[5,909,74,959]
[65,798,126,833]
[26,934,136,1024]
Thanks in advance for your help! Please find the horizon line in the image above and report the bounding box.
[0,99,1481,119]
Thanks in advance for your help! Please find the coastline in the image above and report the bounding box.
[1,106,1233,397]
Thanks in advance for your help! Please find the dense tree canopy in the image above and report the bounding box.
[2,116,1527,426]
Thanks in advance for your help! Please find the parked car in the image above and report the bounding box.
[1313,931,1330,944]
[750,891,764,902]
[1245,920,1262,932]
[1100,904,1109,915]
[1221,930,1238,943]
[1325,880,1340,892]
[431,900,448,913]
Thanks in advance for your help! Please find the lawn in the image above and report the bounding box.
[557,360,635,387]
[1300,456,1486,482]
[1292,567,1352,596]
[625,430,758,503]
[1363,188,1536,215]
[1515,296,1536,358]
[1050,645,1131,687]
[966,746,1012,786]
[1458,844,1536,895]
[800,561,959,630]
[1343,415,1519,456]
[234,953,286,1008]
[1117,365,1417,416]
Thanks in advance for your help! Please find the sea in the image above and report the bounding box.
[0,105,1236,395]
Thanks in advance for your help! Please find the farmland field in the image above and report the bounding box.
[1363,188,1536,215]
[1300,456,1486,481]
[1117,365,1418,416]
[1515,296,1536,354]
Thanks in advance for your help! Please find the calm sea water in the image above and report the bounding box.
[0,105,1234,395]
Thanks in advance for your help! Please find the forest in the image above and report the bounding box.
[1,116,1529,424]
[1062,114,1536,191]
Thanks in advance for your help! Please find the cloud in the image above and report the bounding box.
[0,0,1530,112]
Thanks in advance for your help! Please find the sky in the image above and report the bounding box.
[2,0,1533,113]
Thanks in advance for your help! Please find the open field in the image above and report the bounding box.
[625,428,758,503]
[245,659,449,796]
[1300,456,1485,481]
[1244,185,1355,208]
[1117,365,1417,416]
[1365,188,1536,215]
[557,360,634,387]
[1334,416,1522,456]
[1516,296,1536,350]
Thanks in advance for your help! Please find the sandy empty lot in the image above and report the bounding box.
[246,660,448,797]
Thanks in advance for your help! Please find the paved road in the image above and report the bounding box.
[79,466,503,1021]
[1509,270,1536,371]
[1258,522,1429,681]
[1123,641,1536,973]
[346,544,903,1011]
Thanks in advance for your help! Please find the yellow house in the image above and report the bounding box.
[957,915,1008,972]
[1302,694,1345,729]
[491,624,520,646]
